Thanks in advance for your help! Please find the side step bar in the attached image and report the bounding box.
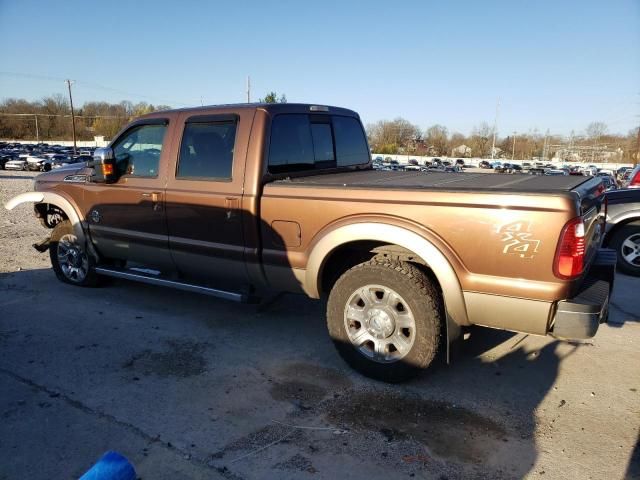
[95,267,247,303]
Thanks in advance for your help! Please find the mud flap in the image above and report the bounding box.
[446,313,463,363]
[32,236,51,253]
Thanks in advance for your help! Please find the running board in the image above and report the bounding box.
[94,267,247,302]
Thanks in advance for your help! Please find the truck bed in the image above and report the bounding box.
[274,170,595,194]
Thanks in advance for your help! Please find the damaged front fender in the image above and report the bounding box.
[4,191,97,260]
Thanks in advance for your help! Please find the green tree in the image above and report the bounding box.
[259,92,287,103]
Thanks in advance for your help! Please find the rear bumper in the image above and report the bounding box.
[550,249,616,340]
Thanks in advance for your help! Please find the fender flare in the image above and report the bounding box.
[5,191,96,258]
[305,222,469,358]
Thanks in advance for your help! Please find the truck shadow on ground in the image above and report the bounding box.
[0,267,586,479]
[0,174,38,180]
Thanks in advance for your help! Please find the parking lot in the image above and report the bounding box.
[1,169,638,479]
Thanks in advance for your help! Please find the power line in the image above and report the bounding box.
[0,113,126,119]
[0,71,197,107]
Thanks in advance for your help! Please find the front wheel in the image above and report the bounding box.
[49,220,99,286]
[611,225,640,276]
[327,258,443,382]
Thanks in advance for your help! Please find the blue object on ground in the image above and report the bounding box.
[79,451,136,480]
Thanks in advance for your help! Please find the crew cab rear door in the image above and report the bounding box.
[164,110,252,290]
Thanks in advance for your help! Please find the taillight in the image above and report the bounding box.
[554,217,586,279]
[629,169,640,187]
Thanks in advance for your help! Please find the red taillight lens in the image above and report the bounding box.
[630,170,640,187]
[554,217,586,279]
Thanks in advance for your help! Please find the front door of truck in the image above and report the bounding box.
[164,110,251,289]
[85,118,175,271]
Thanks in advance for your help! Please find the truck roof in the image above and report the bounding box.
[145,103,360,118]
[274,170,598,195]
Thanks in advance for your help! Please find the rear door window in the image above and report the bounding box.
[177,121,237,179]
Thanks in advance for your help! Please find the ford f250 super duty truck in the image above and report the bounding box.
[5,103,616,381]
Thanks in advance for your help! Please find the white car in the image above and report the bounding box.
[26,156,52,172]
[4,159,27,171]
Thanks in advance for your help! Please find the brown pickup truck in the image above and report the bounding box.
[5,103,616,381]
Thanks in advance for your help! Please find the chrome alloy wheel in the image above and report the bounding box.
[343,284,416,363]
[621,232,640,266]
[57,233,89,283]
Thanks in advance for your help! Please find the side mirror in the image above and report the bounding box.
[89,147,118,183]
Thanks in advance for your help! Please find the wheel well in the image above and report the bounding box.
[604,219,640,246]
[319,241,439,296]
[34,203,68,228]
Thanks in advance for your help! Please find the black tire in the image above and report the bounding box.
[610,224,640,276]
[327,258,443,382]
[49,220,99,286]
[43,163,52,172]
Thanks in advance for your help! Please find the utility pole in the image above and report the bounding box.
[65,79,77,155]
[34,114,39,143]
[541,130,549,161]
[512,131,516,160]
[490,98,500,160]
[246,76,251,103]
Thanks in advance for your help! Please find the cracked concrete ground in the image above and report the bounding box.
[1,170,639,479]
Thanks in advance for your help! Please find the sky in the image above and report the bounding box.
[0,0,638,137]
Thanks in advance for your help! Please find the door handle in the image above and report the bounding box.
[142,192,161,202]
[225,197,239,220]
[142,191,162,211]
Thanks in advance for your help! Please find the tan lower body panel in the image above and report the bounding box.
[463,291,553,335]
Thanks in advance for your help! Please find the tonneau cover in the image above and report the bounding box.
[274,170,593,194]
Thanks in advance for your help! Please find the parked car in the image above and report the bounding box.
[4,158,28,171]
[623,164,640,189]
[0,154,12,169]
[494,163,512,173]
[545,169,569,176]
[455,159,465,168]
[479,160,492,169]
[599,175,617,192]
[603,188,640,276]
[6,102,614,382]
[26,156,53,172]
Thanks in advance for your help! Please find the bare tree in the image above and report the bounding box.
[424,124,449,156]
[366,118,421,154]
[470,122,493,158]
[586,121,608,140]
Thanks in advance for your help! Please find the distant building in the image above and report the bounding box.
[451,144,472,157]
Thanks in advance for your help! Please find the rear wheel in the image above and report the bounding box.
[327,258,443,382]
[611,225,640,276]
[49,220,99,286]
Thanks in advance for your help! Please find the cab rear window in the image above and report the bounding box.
[268,114,369,174]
